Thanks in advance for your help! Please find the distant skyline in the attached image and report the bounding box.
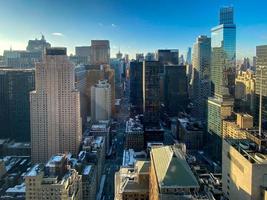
[0,0,267,59]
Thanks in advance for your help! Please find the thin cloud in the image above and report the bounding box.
[111,23,117,28]
[52,32,64,36]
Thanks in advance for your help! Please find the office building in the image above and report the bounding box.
[136,53,144,62]
[143,61,161,126]
[89,121,110,154]
[177,117,204,150]
[164,65,188,116]
[90,40,110,65]
[125,117,144,151]
[210,6,236,97]
[255,45,267,128]
[71,46,90,65]
[26,35,51,53]
[222,138,267,200]
[91,80,111,121]
[81,136,106,191]
[25,154,82,200]
[207,6,236,161]
[235,69,255,114]
[186,47,192,65]
[191,35,211,120]
[156,49,179,65]
[207,96,234,161]
[149,145,199,199]
[30,47,82,163]
[3,50,42,68]
[129,61,143,115]
[0,68,35,142]
[115,161,150,200]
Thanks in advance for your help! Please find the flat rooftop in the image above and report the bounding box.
[226,139,267,164]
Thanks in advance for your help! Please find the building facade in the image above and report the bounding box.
[0,68,35,142]
[25,154,82,200]
[191,35,211,120]
[91,80,111,121]
[30,47,82,163]
[129,61,143,115]
[90,40,110,65]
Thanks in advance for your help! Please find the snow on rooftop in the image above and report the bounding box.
[6,183,25,194]
[83,165,92,175]
[26,164,41,177]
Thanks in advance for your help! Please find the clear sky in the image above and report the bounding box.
[0,0,267,59]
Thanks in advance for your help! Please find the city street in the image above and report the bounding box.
[102,88,129,200]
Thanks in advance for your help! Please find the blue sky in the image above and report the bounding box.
[0,0,267,59]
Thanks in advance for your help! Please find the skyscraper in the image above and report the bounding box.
[91,80,111,121]
[74,46,90,65]
[26,35,51,53]
[255,45,267,128]
[30,47,82,163]
[164,65,188,116]
[211,6,236,97]
[143,61,161,126]
[129,61,143,115]
[192,35,211,120]
[156,49,179,65]
[186,47,192,65]
[207,6,236,161]
[90,40,110,65]
[0,68,35,142]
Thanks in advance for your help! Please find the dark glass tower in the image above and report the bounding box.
[0,69,35,142]
[129,61,143,115]
[164,65,188,116]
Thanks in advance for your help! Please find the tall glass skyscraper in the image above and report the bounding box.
[211,6,236,97]
[207,6,236,162]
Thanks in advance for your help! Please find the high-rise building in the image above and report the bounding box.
[136,53,144,62]
[115,160,150,200]
[90,40,110,65]
[235,69,255,114]
[164,65,188,116]
[255,45,267,128]
[0,68,35,142]
[207,6,236,161]
[222,138,267,200]
[91,80,111,121]
[30,47,82,163]
[129,61,143,115]
[26,35,51,53]
[143,61,161,126]
[186,47,192,65]
[191,35,211,120]
[156,49,179,65]
[25,154,82,200]
[211,6,236,97]
[74,46,90,65]
[3,50,42,68]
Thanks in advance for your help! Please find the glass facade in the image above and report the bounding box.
[211,6,236,97]
[0,69,35,142]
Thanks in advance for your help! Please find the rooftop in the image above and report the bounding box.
[226,138,267,164]
[26,164,42,177]
[122,149,147,167]
[45,154,65,168]
[150,146,199,189]
[126,118,143,133]
[83,165,92,175]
